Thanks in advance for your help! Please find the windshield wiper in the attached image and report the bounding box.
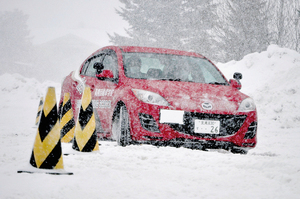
[160,78,181,81]
[208,82,227,85]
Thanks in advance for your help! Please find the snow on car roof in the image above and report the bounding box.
[119,46,205,58]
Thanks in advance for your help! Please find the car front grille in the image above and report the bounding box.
[169,112,247,138]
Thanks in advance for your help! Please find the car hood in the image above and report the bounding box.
[128,79,248,114]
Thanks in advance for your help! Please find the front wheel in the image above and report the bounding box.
[230,147,248,154]
[112,105,131,146]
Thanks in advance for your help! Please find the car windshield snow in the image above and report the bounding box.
[123,52,228,85]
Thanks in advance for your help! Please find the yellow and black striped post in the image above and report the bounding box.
[72,86,99,152]
[18,87,72,175]
[60,93,75,143]
[30,87,63,169]
[35,97,43,126]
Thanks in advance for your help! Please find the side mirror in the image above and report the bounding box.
[233,72,242,80]
[230,72,242,90]
[93,62,104,70]
[96,69,114,79]
[229,79,242,90]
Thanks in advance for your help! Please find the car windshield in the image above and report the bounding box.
[123,52,228,85]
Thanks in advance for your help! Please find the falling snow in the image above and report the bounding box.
[0,45,299,198]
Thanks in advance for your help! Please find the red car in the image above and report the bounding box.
[60,46,257,154]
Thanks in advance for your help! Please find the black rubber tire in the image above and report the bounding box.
[113,105,131,146]
[231,147,248,154]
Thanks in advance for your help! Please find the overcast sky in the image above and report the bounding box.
[0,0,129,45]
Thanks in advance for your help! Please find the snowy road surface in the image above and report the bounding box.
[1,104,299,199]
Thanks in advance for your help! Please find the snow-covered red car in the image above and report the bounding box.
[60,46,257,154]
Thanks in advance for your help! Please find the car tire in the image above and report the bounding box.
[230,147,248,154]
[112,105,131,146]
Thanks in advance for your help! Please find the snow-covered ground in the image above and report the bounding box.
[0,45,299,198]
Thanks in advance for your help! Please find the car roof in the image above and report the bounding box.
[118,46,205,58]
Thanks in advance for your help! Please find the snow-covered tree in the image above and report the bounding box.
[0,10,32,67]
[180,0,218,58]
[110,0,299,62]
[215,0,269,61]
[268,0,300,52]
[109,0,219,59]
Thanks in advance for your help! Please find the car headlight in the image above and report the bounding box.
[238,98,256,112]
[132,89,169,106]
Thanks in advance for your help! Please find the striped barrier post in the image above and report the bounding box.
[60,93,75,143]
[35,97,43,126]
[72,86,99,152]
[18,87,72,175]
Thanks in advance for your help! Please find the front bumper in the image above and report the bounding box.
[129,105,257,149]
[134,138,250,154]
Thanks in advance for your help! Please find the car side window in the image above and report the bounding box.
[81,54,104,77]
[102,52,118,78]
[80,60,90,75]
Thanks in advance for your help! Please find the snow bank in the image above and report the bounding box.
[218,45,300,128]
[0,73,61,102]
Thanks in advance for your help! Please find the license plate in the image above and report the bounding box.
[194,119,220,134]
[160,109,184,124]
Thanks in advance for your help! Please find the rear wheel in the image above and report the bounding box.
[112,105,131,146]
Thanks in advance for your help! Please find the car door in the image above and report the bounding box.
[71,49,118,134]
[90,49,119,132]
[71,53,105,127]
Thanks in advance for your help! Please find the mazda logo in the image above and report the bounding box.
[201,102,213,110]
